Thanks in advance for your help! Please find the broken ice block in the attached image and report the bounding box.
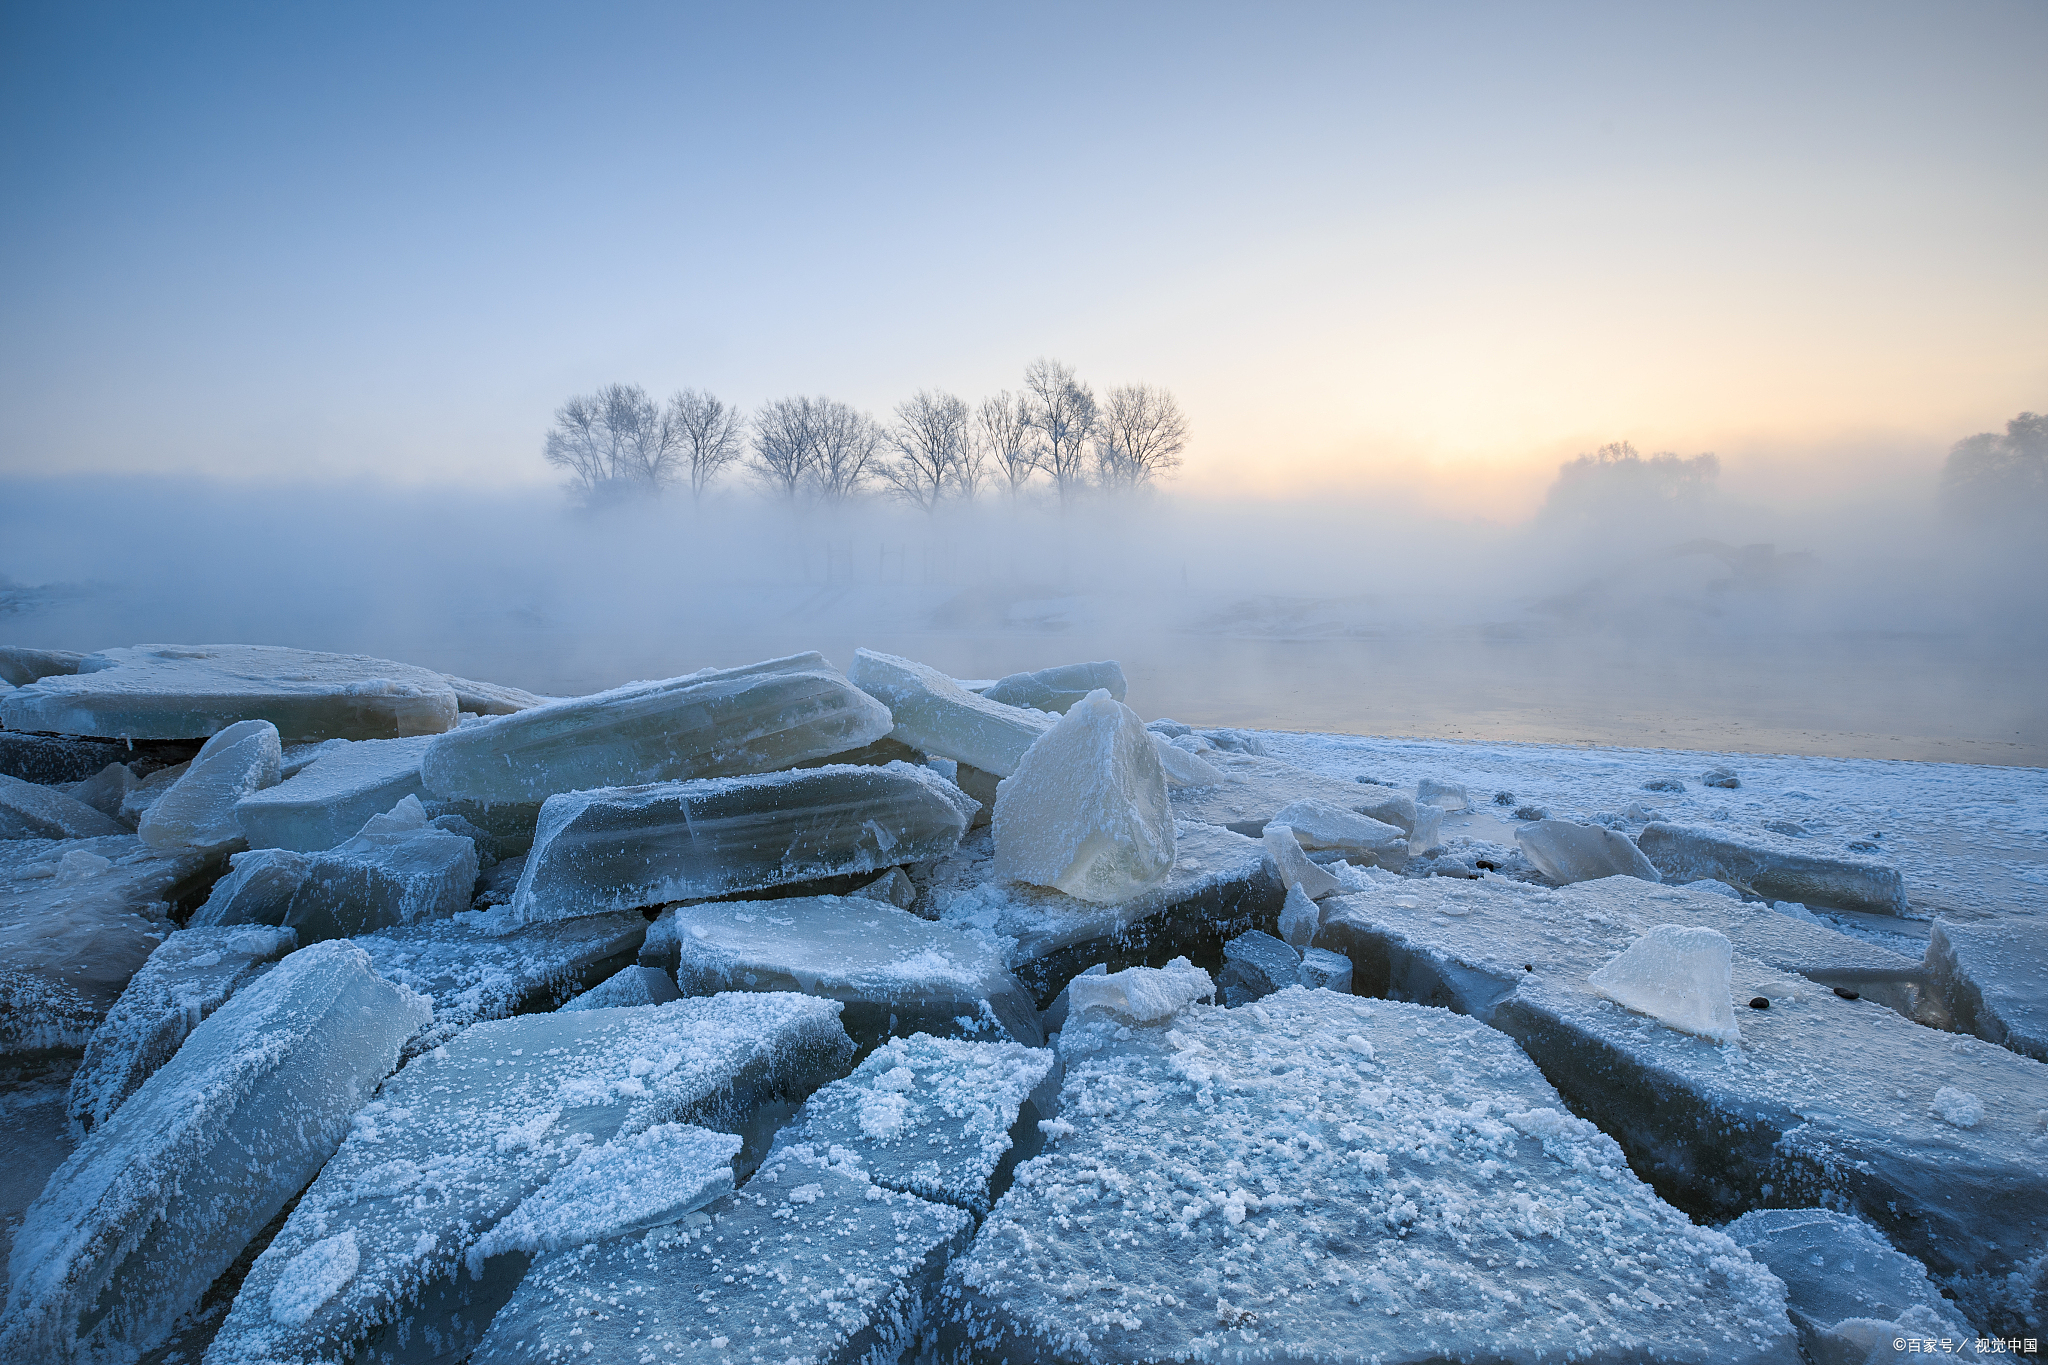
[1297,944,1352,992]
[204,993,852,1365]
[471,1141,972,1365]
[849,647,1052,776]
[1172,748,1419,836]
[1726,1208,1977,1361]
[232,734,429,851]
[980,659,1127,713]
[0,772,126,840]
[1151,733,1225,787]
[1269,797,1406,866]
[0,941,427,1365]
[1927,918,2047,1062]
[1065,956,1214,1023]
[441,673,553,715]
[0,645,85,687]
[561,963,683,1011]
[937,988,1796,1365]
[1408,799,1444,851]
[67,924,296,1133]
[771,1034,1057,1215]
[189,795,479,941]
[850,865,916,908]
[1417,776,1469,810]
[1516,817,1662,884]
[1262,822,1340,899]
[1,835,217,1054]
[59,762,141,824]
[992,690,1173,904]
[1638,820,1908,914]
[1276,881,1320,947]
[1216,929,1300,1006]
[0,642,461,742]
[510,761,975,925]
[1589,924,1740,1044]
[667,896,1044,1048]
[421,652,892,805]
[135,719,282,853]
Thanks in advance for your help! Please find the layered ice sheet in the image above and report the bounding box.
[1637,821,1909,915]
[937,988,1795,1365]
[0,774,126,840]
[1927,918,2047,1061]
[67,924,297,1133]
[421,652,892,804]
[1725,1208,1977,1361]
[665,896,1044,1048]
[137,719,282,853]
[848,648,1053,777]
[1312,873,2048,1330]
[1515,817,1661,884]
[0,941,426,1365]
[0,643,462,742]
[205,992,853,1365]
[772,1034,1056,1215]
[471,1141,972,1365]
[232,735,430,851]
[992,690,1174,903]
[510,761,976,924]
[1169,750,1418,837]
[980,660,1127,714]
[1,835,217,1054]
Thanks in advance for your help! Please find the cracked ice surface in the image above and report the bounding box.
[936,987,1796,1365]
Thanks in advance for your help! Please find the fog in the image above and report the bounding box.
[2,455,2042,765]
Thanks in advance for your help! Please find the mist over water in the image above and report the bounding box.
[2,464,2041,765]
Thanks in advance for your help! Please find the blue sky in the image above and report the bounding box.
[3,1,2042,505]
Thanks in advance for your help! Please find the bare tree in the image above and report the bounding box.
[749,396,816,502]
[543,383,678,501]
[666,389,745,506]
[808,398,886,505]
[1094,383,1189,490]
[883,390,971,512]
[1022,358,1098,505]
[976,391,1039,498]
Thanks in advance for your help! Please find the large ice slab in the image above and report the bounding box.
[1516,817,1661,884]
[1927,918,2048,1062]
[67,924,297,1134]
[471,1140,972,1365]
[1638,820,1909,914]
[924,821,1282,1004]
[1,835,217,1055]
[232,735,429,852]
[848,648,1053,777]
[508,761,976,925]
[0,941,426,1365]
[137,719,282,853]
[358,909,650,1056]
[772,1034,1056,1216]
[980,660,1127,714]
[204,993,853,1365]
[420,652,891,805]
[664,896,1044,1048]
[993,690,1173,903]
[1168,749,1419,837]
[0,773,125,840]
[0,643,461,742]
[1725,1208,1976,1362]
[1311,874,2048,1331]
[936,986,1795,1365]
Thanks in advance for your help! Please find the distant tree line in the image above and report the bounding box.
[1941,410,2046,527]
[542,358,1186,508]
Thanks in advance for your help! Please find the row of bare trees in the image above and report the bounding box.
[542,359,1186,509]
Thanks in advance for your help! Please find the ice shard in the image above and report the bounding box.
[1726,1208,1977,1362]
[420,652,892,805]
[980,659,1127,714]
[1515,817,1661,884]
[1169,749,1419,837]
[67,924,297,1134]
[1261,822,1341,899]
[203,993,852,1365]
[1637,820,1909,914]
[1275,881,1320,947]
[993,690,1174,904]
[0,643,461,742]
[232,735,430,851]
[936,987,1796,1365]
[0,773,126,840]
[508,761,976,925]
[1927,918,2047,1062]
[1588,924,1740,1044]
[560,963,682,1012]
[665,896,1044,1048]
[1417,776,1470,810]
[137,719,282,853]
[0,941,427,1365]
[1268,797,1406,865]
[848,648,1053,777]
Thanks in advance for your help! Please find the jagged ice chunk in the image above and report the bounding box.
[1269,797,1406,866]
[980,660,1127,714]
[849,648,1052,777]
[1516,817,1662,884]
[993,690,1173,904]
[232,735,430,851]
[1588,924,1740,1044]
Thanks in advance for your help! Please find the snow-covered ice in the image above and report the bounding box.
[993,690,1174,904]
[0,774,126,841]
[1268,797,1407,866]
[421,652,891,805]
[559,963,683,1011]
[663,895,1044,1048]
[1169,749,1418,837]
[934,986,1797,1365]
[136,719,282,853]
[67,923,296,1133]
[1637,820,1909,915]
[1587,923,1740,1045]
[849,647,1054,777]
[509,760,976,924]
[204,992,852,1365]
[232,735,430,851]
[1926,918,2047,1062]
[980,659,1127,714]
[1514,817,1661,884]
[0,643,462,742]
[0,940,427,1365]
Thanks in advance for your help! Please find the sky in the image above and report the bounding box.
[1,0,2043,510]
